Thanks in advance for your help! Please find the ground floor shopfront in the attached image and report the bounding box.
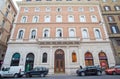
[2,42,115,74]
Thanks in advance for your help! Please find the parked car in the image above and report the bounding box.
[76,66,102,76]
[24,67,49,77]
[105,65,120,75]
[0,66,24,78]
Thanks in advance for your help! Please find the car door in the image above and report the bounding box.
[116,66,120,74]
[85,67,91,75]
[2,68,10,77]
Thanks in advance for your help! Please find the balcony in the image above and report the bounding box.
[37,37,81,45]
[9,37,81,45]
[38,37,80,41]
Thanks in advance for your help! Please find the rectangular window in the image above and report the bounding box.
[110,24,119,34]
[89,7,94,12]
[115,6,120,11]
[104,6,111,11]
[107,16,115,22]
[35,7,40,12]
[24,7,28,12]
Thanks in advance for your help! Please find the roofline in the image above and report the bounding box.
[9,0,17,14]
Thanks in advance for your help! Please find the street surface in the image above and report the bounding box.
[1,74,120,79]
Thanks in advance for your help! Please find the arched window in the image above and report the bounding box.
[80,15,86,22]
[33,16,39,23]
[68,15,74,22]
[42,53,47,63]
[69,29,75,37]
[56,29,62,37]
[31,30,36,39]
[21,16,27,23]
[44,29,49,37]
[25,53,34,72]
[44,15,50,22]
[72,52,77,62]
[11,53,20,66]
[85,52,94,66]
[95,29,101,39]
[99,52,108,68]
[18,30,24,39]
[82,29,88,38]
[56,15,62,22]
[91,15,97,22]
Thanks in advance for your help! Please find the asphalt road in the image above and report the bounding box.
[2,74,120,79]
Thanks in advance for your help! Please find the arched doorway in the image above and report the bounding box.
[99,52,108,69]
[10,53,20,66]
[25,53,34,72]
[85,52,94,66]
[54,49,65,73]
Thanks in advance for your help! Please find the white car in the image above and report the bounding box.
[0,66,24,78]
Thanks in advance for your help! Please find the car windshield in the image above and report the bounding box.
[109,66,114,69]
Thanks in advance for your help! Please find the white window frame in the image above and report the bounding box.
[69,28,76,37]
[21,16,27,23]
[46,7,51,12]
[17,29,25,40]
[89,7,94,12]
[29,29,37,39]
[56,28,63,37]
[94,28,102,39]
[68,7,73,12]
[32,16,39,23]
[68,15,74,22]
[78,7,84,12]
[91,15,98,22]
[81,28,89,39]
[24,7,28,12]
[80,15,86,22]
[44,15,50,22]
[35,7,40,12]
[43,28,50,37]
[56,15,62,22]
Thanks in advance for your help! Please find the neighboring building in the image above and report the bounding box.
[3,0,115,74]
[99,0,120,64]
[0,0,17,68]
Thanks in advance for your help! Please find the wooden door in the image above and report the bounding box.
[54,49,65,73]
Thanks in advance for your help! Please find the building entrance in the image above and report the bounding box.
[54,49,65,73]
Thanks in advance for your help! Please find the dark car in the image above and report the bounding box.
[24,67,49,77]
[76,66,102,76]
[105,65,120,75]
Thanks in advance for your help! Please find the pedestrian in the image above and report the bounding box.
[80,65,82,69]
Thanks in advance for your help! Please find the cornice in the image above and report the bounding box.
[17,1,99,6]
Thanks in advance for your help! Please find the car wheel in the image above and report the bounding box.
[14,74,18,78]
[112,72,116,75]
[81,72,85,76]
[40,74,45,77]
[97,71,101,76]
